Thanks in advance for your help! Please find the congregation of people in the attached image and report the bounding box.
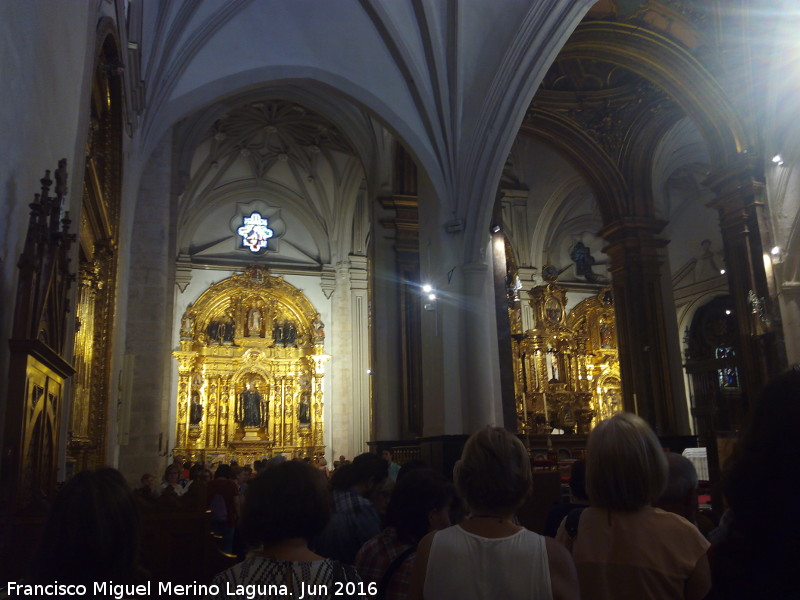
[15,369,799,599]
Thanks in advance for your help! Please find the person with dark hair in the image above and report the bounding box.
[30,468,145,588]
[207,463,240,554]
[556,413,710,600]
[544,460,589,537]
[355,469,454,600]
[315,452,388,564]
[708,369,800,599]
[655,452,700,524]
[409,427,578,600]
[159,463,186,497]
[208,461,366,599]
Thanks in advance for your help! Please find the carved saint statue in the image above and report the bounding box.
[273,320,285,347]
[312,313,325,343]
[239,381,263,427]
[190,391,203,424]
[222,315,235,344]
[207,321,220,344]
[248,306,262,337]
[298,391,311,424]
[283,321,297,347]
[180,310,195,340]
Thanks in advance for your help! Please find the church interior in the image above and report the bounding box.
[1,0,799,563]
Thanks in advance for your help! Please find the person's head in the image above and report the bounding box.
[568,459,588,502]
[32,468,140,584]
[140,473,155,489]
[265,455,287,469]
[331,452,388,495]
[215,463,233,479]
[381,449,394,463]
[240,461,331,547]
[386,468,455,543]
[586,412,667,511]
[454,426,532,514]
[163,463,181,484]
[655,452,698,522]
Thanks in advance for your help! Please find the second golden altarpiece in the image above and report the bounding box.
[173,266,327,464]
[512,282,623,439]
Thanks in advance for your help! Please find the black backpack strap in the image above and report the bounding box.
[565,506,586,539]
[376,546,416,600]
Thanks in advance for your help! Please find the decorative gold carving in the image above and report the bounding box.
[173,266,325,464]
[515,285,621,438]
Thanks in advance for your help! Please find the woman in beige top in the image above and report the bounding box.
[556,412,710,600]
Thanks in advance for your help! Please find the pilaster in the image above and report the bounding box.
[600,217,680,434]
[705,161,787,399]
[118,136,176,481]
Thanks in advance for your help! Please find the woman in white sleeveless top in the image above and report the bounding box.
[408,427,579,600]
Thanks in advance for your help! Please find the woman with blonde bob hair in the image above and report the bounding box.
[557,413,710,600]
[409,427,579,600]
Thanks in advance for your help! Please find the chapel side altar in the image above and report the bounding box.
[173,266,328,464]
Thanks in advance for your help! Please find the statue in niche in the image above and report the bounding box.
[221,313,235,345]
[283,321,297,347]
[238,380,263,427]
[190,391,203,424]
[298,391,311,424]
[248,306,262,337]
[600,322,613,349]
[273,320,285,347]
[312,314,325,343]
[207,321,220,344]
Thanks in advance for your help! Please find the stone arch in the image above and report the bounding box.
[558,21,748,167]
[521,108,627,224]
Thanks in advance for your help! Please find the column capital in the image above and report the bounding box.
[703,158,767,213]
[599,217,668,243]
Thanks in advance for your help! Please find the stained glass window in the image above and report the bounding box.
[237,212,274,253]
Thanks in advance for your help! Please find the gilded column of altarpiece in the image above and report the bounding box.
[513,285,622,438]
[173,266,326,465]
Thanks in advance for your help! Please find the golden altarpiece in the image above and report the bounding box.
[173,266,327,464]
[512,282,623,439]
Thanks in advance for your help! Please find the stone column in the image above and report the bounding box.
[328,258,370,459]
[706,163,787,400]
[117,136,177,481]
[600,217,681,435]
[416,175,503,438]
[373,195,419,440]
[349,255,370,455]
